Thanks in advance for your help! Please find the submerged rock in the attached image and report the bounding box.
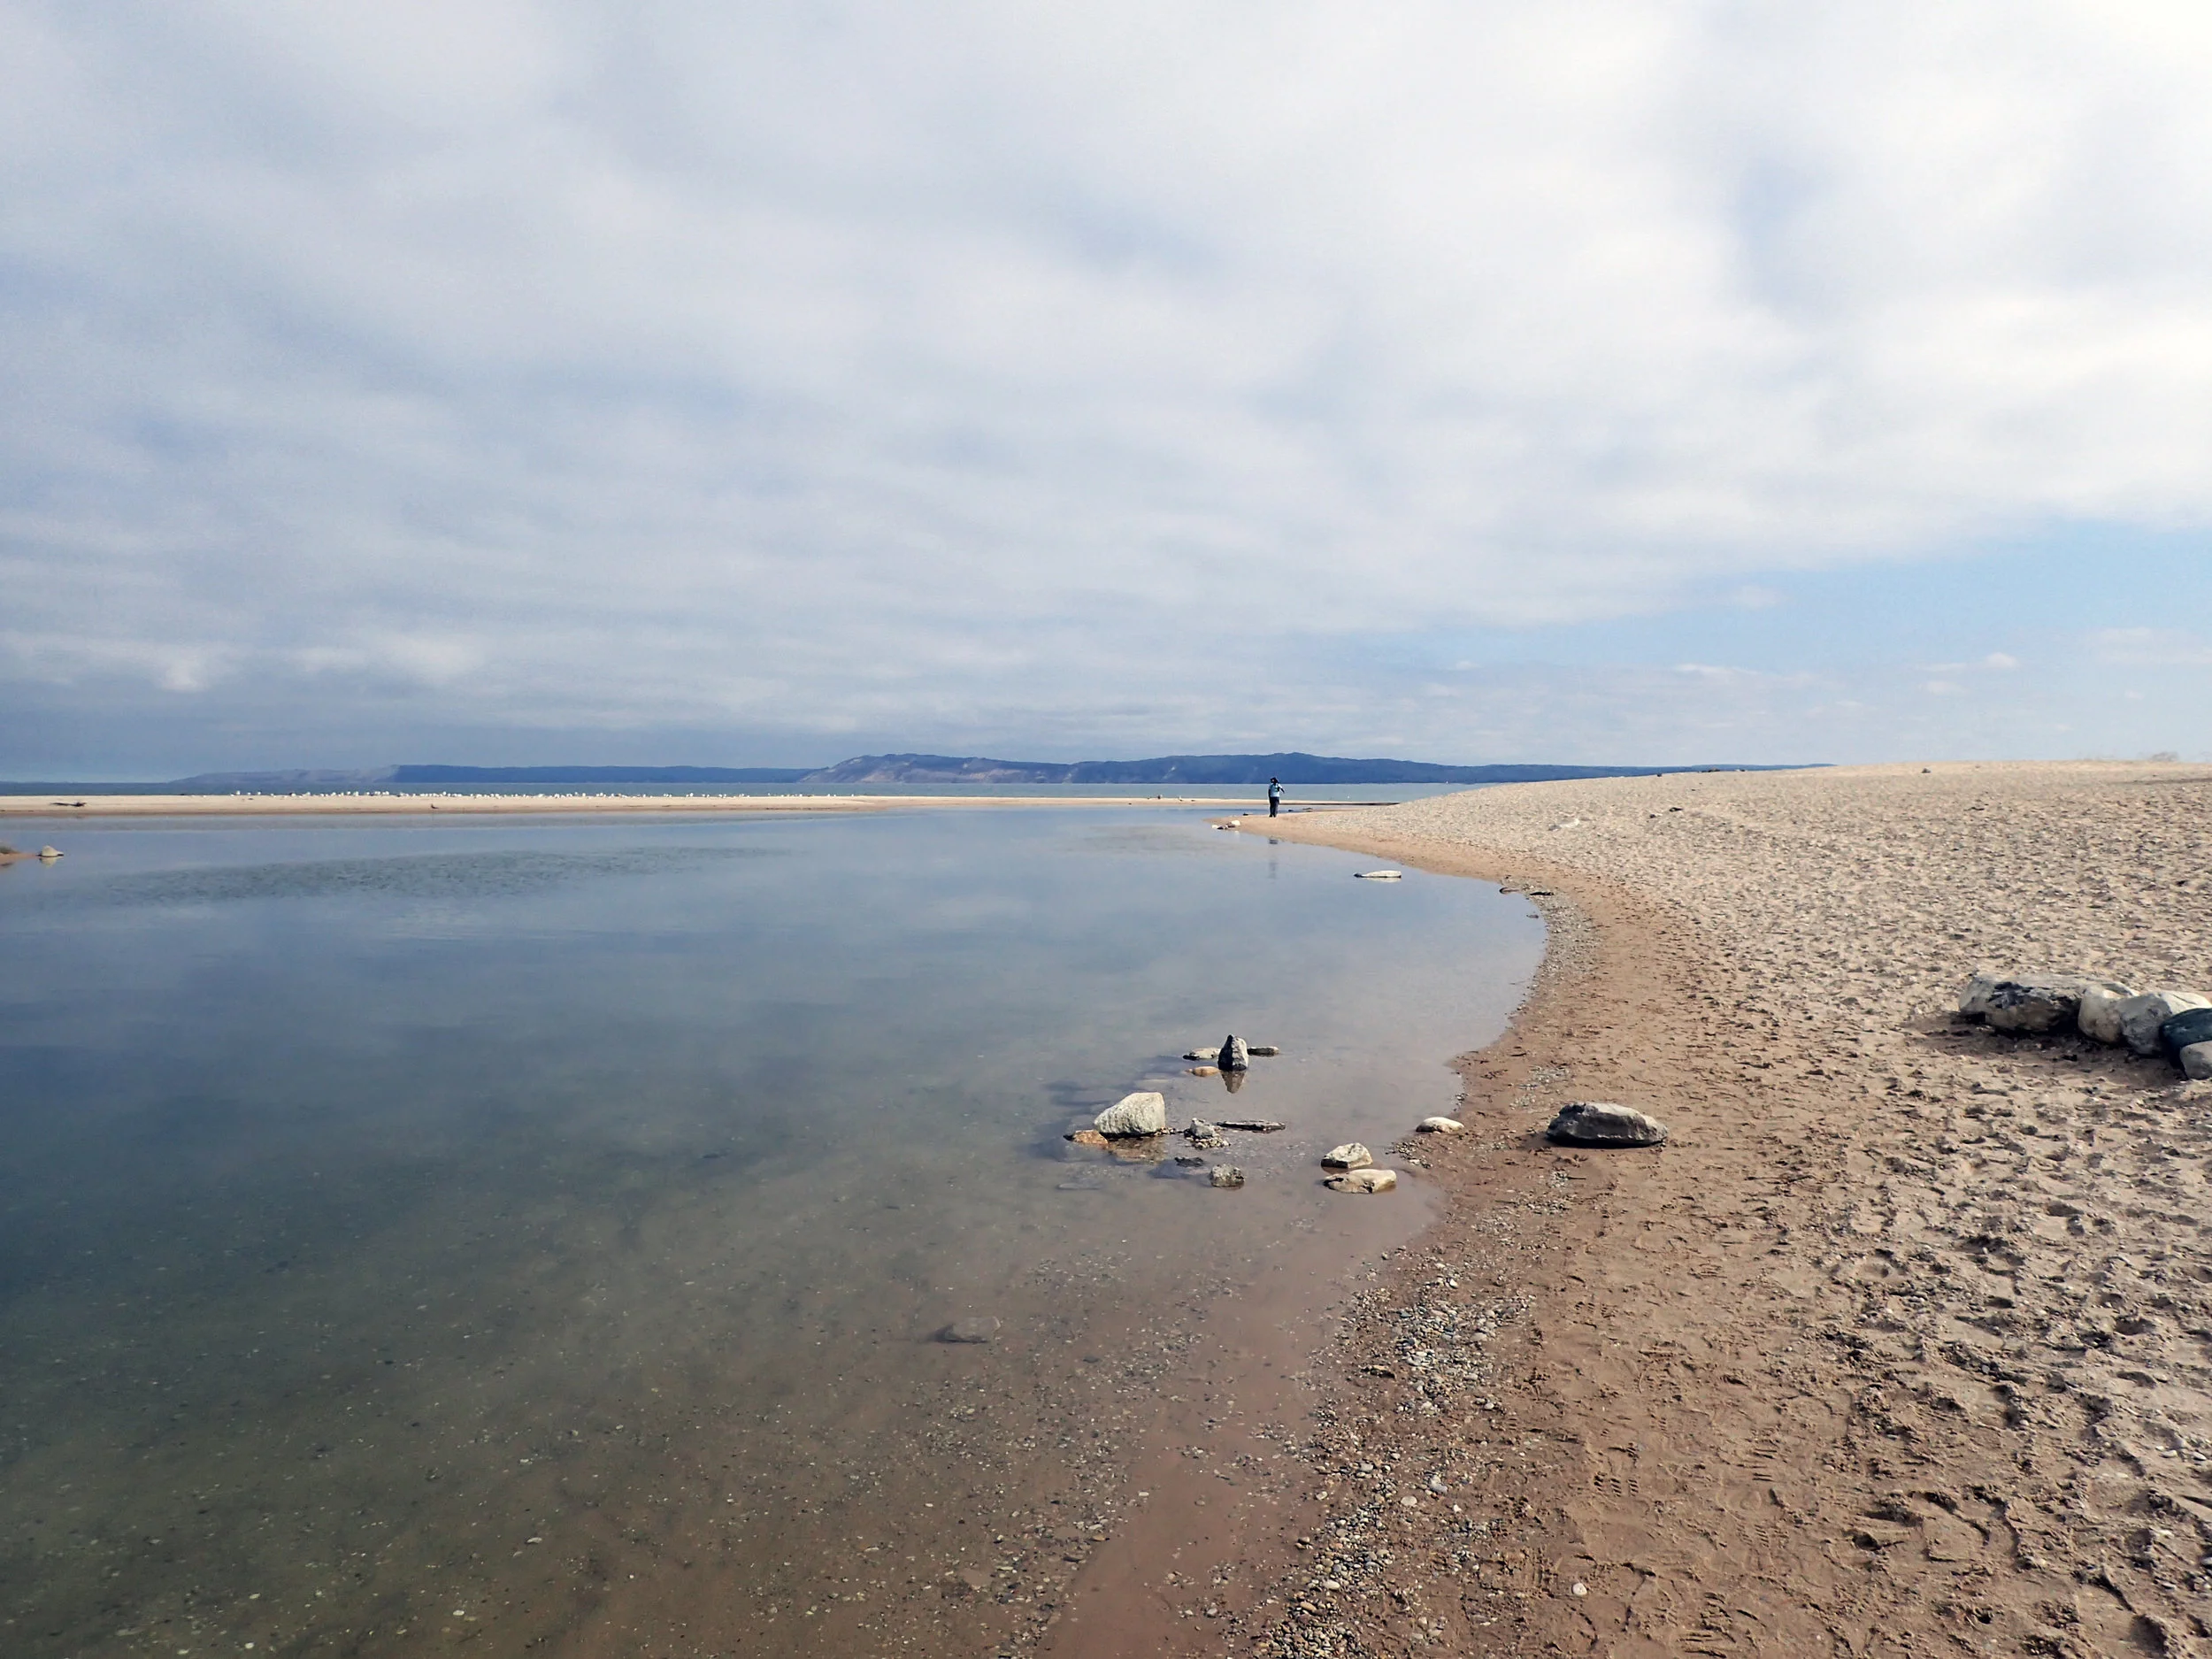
[1187,1065,1220,1077]
[937,1317,1001,1344]
[1208,1166,1246,1188]
[1417,1117,1465,1133]
[1215,1118,1284,1133]
[1066,1129,1110,1148]
[1186,1119,1229,1150]
[1545,1102,1669,1148]
[1094,1091,1168,1136]
[1321,1142,1373,1170]
[1325,1168,1396,1194]
[1218,1035,1251,1071]
[2119,990,2212,1056]
[2078,982,2137,1045]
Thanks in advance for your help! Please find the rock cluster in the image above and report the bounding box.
[1959,972,2212,1078]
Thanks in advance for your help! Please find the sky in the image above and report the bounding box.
[4,1,2211,776]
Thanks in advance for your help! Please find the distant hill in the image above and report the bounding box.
[795,752,1806,786]
[19,752,1811,795]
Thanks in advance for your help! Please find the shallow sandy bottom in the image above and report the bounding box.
[1141,761,2212,1658]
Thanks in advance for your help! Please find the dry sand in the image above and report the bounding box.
[1121,762,2211,1658]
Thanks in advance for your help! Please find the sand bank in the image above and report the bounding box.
[0,791,1296,818]
[1138,762,2212,1656]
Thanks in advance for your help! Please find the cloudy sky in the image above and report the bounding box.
[4,1,2210,774]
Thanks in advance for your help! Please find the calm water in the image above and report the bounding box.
[0,809,1540,1657]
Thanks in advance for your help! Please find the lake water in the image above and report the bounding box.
[0,808,1540,1657]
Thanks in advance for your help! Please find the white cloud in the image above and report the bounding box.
[3,2,2212,764]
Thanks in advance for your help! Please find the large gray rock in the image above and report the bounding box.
[1094,1091,1168,1136]
[1545,1102,1669,1148]
[1957,972,2095,1034]
[2077,981,2138,1045]
[2160,1006,2212,1056]
[1218,1034,1251,1071]
[1321,1142,1373,1170]
[2182,1041,2212,1082]
[2118,990,2212,1056]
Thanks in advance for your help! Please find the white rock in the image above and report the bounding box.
[1545,1102,1668,1148]
[1417,1117,1464,1133]
[2118,990,2212,1056]
[36,846,61,859]
[1094,1091,1168,1136]
[1321,1142,1373,1170]
[1325,1168,1397,1194]
[2077,982,2137,1045]
[1184,1048,1220,1062]
[2181,1042,2212,1081]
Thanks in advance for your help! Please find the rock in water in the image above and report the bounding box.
[1066,1129,1110,1148]
[1186,1119,1228,1149]
[937,1317,1001,1343]
[1417,1117,1464,1133]
[1184,1048,1221,1063]
[2077,981,2137,1044]
[1321,1142,1373,1170]
[1354,871,1402,880]
[2182,1041,2212,1081]
[1215,1118,1284,1133]
[1545,1102,1669,1148]
[1247,1044,1281,1056]
[2159,1006,2212,1056]
[2118,990,2212,1056]
[1957,972,2094,1034]
[1209,1166,1246,1188]
[1094,1091,1168,1136]
[1325,1168,1397,1194]
[1218,1035,1250,1071]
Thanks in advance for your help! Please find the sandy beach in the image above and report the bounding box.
[1140,761,2212,1657]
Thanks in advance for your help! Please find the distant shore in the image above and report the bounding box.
[1147,759,2211,1656]
[0,791,1373,818]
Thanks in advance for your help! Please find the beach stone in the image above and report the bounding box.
[1186,1119,1229,1150]
[1417,1117,1465,1133]
[1209,1166,1246,1188]
[2181,1042,2212,1082]
[2118,990,2212,1056]
[1218,1035,1250,1071]
[1958,972,2093,1034]
[1321,1142,1373,1170]
[1247,1044,1281,1056]
[1545,1101,1669,1148]
[2077,981,2137,1045]
[937,1317,1001,1343]
[1184,1048,1220,1063]
[1094,1091,1168,1136]
[2159,1006,2212,1057]
[1325,1168,1397,1194]
[1174,1155,1207,1167]
[37,846,61,859]
[1216,1118,1284,1133]
[1066,1129,1110,1148]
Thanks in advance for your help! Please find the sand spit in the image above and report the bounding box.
[1158,762,2212,1657]
[0,791,1275,818]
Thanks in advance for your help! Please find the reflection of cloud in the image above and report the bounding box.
[2089,628,2212,666]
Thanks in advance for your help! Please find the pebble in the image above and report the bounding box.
[1416,1117,1464,1133]
[937,1317,1002,1343]
[1208,1166,1246,1188]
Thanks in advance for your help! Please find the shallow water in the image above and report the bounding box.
[0,809,1540,1656]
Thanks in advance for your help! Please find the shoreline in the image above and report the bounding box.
[0,793,1371,818]
[1125,761,2210,1655]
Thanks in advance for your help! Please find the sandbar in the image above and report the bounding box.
[1147,761,2212,1655]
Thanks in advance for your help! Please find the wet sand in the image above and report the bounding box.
[1114,761,2212,1657]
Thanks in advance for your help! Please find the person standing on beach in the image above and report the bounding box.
[1267,776,1283,818]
